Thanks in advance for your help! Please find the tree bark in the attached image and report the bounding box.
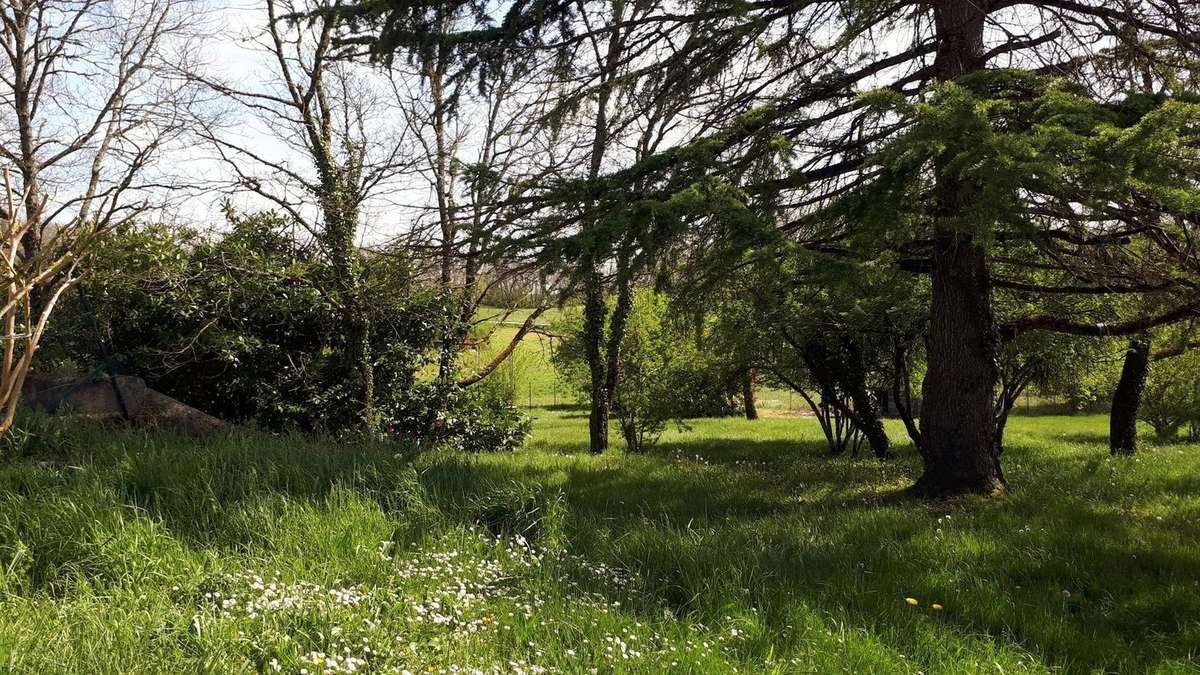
[800,340,890,459]
[993,361,1035,454]
[993,384,1021,454]
[841,341,889,459]
[431,57,461,389]
[918,231,1004,495]
[914,0,1005,497]
[743,368,759,420]
[854,399,889,459]
[603,242,636,404]
[577,7,626,455]
[582,263,608,454]
[892,338,924,451]
[325,202,375,432]
[1110,336,1151,455]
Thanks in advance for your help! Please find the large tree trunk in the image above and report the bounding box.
[331,255,374,431]
[850,395,889,459]
[743,368,759,420]
[841,341,889,459]
[914,0,1004,497]
[323,194,375,432]
[917,231,1004,496]
[351,308,375,430]
[577,8,626,455]
[603,242,635,405]
[1110,336,1151,455]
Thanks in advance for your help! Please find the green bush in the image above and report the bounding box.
[42,213,528,452]
[43,213,436,433]
[402,380,531,454]
[553,290,736,452]
[1140,352,1200,442]
[450,381,531,454]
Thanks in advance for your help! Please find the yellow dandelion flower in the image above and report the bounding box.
[931,603,944,611]
[905,597,919,606]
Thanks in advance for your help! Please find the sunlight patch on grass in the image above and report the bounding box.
[0,412,1196,672]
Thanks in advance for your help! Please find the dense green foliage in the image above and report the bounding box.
[553,290,740,450]
[701,249,927,455]
[846,73,1200,245]
[41,215,529,450]
[432,378,533,454]
[44,213,425,431]
[1141,351,1200,442]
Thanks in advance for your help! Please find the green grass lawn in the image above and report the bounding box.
[0,409,1197,673]
[460,306,568,407]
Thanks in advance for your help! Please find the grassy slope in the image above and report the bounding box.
[0,411,1197,673]
[466,306,802,412]
[461,306,566,406]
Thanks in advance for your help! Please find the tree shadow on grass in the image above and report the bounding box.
[410,438,1200,672]
[536,404,585,413]
[1006,402,1079,416]
[7,420,1200,672]
[418,448,792,523]
[602,489,1200,671]
[1051,431,1112,445]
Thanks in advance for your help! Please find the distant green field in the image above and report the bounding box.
[465,306,568,406]
[467,306,811,413]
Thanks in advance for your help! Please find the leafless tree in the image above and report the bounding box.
[0,0,204,257]
[385,7,554,392]
[0,0,204,433]
[0,169,85,434]
[189,0,415,430]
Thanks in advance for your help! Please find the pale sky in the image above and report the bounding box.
[162,1,425,245]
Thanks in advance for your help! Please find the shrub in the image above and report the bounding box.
[553,290,736,452]
[41,213,529,452]
[433,380,531,454]
[46,213,439,429]
[1140,352,1200,442]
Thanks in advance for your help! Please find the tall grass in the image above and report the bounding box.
[0,411,1196,673]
